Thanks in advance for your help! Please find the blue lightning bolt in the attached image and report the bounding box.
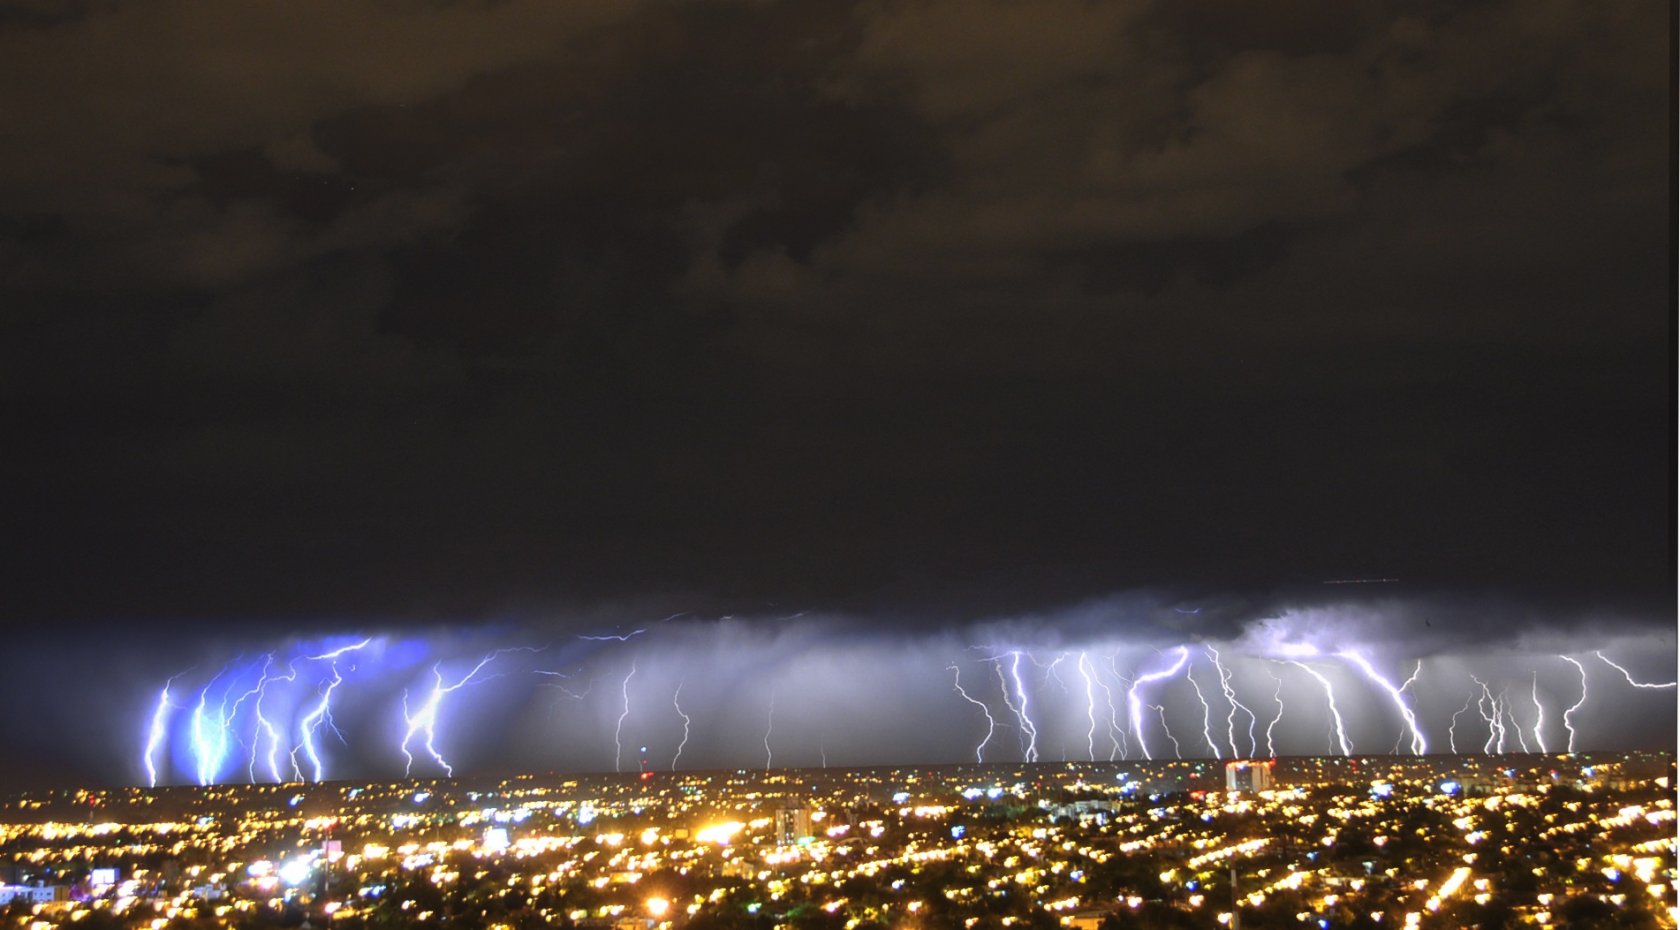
[577,630,646,643]
[251,658,299,783]
[401,650,506,777]
[188,666,235,786]
[294,639,371,783]
[1128,647,1189,761]
[671,682,691,771]
[1338,651,1426,754]
[143,673,186,788]
[1558,655,1587,753]
[1595,651,1677,689]
[1285,661,1351,756]
[949,665,997,763]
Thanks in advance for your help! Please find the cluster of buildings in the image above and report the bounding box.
[0,752,1671,929]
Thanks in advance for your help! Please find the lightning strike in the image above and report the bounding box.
[1007,652,1040,763]
[295,639,371,783]
[1595,651,1678,689]
[143,674,185,788]
[188,667,234,786]
[1558,655,1587,753]
[1148,705,1182,759]
[949,665,997,763]
[252,660,299,783]
[1508,696,1531,753]
[1529,672,1546,754]
[1262,669,1284,758]
[401,651,505,777]
[1285,661,1352,756]
[1127,647,1189,761]
[671,682,691,771]
[763,690,776,771]
[1076,652,1100,761]
[1206,646,1256,758]
[1448,692,1475,754]
[614,663,637,773]
[1338,651,1426,754]
[1185,662,1222,759]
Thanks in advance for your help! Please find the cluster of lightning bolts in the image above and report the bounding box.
[146,639,375,788]
[948,645,1674,765]
[141,629,1674,786]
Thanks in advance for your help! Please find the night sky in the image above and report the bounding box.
[0,0,1672,786]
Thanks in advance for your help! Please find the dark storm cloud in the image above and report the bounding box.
[0,0,1670,641]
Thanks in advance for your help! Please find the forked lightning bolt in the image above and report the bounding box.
[949,665,997,763]
[1207,646,1256,758]
[401,651,506,777]
[1128,647,1189,761]
[1338,651,1425,754]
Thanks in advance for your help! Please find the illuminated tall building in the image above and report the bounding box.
[1225,760,1275,792]
[774,807,812,845]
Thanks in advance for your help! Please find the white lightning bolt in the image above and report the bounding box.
[1338,651,1426,754]
[1128,647,1189,762]
[1262,669,1284,758]
[1206,646,1256,758]
[1185,662,1222,759]
[949,664,997,763]
[1448,691,1475,754]
[1008,652,1039,763]
[614,663,636,774]
[1286,661,1352,756]
[1148,705,1182,759]
[1529,672,1547,754]
[1077,652,1100,761]
[1595,651,1677,689]
[671,682,691,771]
[1508,695,1531,753]
[1558,655,1587,753]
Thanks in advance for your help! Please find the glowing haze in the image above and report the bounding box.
[129,595,1674,787]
